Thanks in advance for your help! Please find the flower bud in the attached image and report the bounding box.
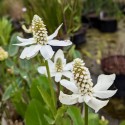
[0,47,8,61]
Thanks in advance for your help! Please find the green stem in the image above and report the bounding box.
[45,60,56,108]
[84,103,88,125]
[57,83,60,108]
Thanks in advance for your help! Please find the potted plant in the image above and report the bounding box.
[101,55,125,98]
[23,0,86,47]
[98,0,122,33]
[59,0,87,46]
[70,27,87,46]
[82,0,102,28]
[101,40,125,98]
[22,0,64,51]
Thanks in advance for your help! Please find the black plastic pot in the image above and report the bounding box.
[101,56,125,98]
[81,15,89,24]
[113,75,125,98]
[88,15,99,28]
[71,26,87,46]
[98,18,117,33]
[81,14,99,29]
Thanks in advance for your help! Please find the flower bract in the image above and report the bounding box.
[14,15,72,60]
[59,58,117,112]
[38,49,73,82]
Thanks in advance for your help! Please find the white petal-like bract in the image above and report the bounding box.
[37,66,47,75]
[20,45,40,59]
[55,72,62,82]
[40,45,54,60]
[47,23,63,41]
[60,79,78,93]
[93,90,117,99]
[48,39,72,46]
[14,37,35,46]
[58,58,117,112]
[85,97,109,113]
[63,62,73,71]
[62,71,73,79]
[93,74,116,91]
[59,91,79,105]
[17,36,34,43]
[26,45,41,58]
[54,49,65,63]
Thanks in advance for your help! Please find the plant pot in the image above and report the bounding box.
[81,14,99,29]
[113,75,125,98]
[101,56,125,98]
[88,14,99,29]
[70,26,87,46]
[98,18,117,33]
[81,15,89,24]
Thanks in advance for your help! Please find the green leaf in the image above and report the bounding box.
[67,106,84,125]
[19,59,31,71]
[44,115,55,124]
[30,80,44,103]
[30,75,50,101]
[0,17,12,45]
[120,121,125,125]
[37,86,56,116]
[63,5,70,13]
[55,106,68,122]
[89,113,99,125]
[8,33,19,57]
[19,70,29,80]
[82,50,92,58]
[73,50,82,59]
[25,99,49,125]
[11,86,28,118]
[5,58,14,67]
[62,117,71,125]
[14,66,20,75]
[33,75,50,90]
[56,117,71,125]
[13,100,27,118]
[2,84,13,101]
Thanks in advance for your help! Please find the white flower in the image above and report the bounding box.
[14,15,72,60]
[22,7,27,12]
[38,49,73,82]
[59,58,117,112]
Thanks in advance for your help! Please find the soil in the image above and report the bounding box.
[101,56,125,75]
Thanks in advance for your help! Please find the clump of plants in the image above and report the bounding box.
[1,15,117,125]
[23,0,83,37]
[100,0,122,19]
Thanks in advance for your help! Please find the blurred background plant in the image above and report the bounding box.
[100,0,122,19]
[0,0,23,20]
[83,0,122,19]
[83,0,102,16]
[23,0,83,38]
[0,17,13,46]
[0,47,8,61]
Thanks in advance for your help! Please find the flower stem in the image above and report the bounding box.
[57,83,60,108]
[45,60,56,108]
[84,103,88,125]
